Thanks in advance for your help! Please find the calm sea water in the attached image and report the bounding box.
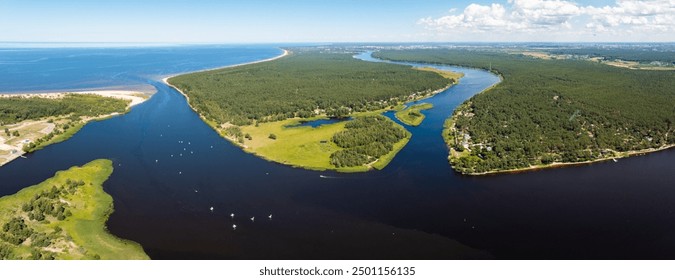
[1,45,674,259]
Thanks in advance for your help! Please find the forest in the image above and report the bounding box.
[330,116,409,168]
[548,47,675,64]
[0,94,129,125]
[168,49,452,126]
[374,49,675,174]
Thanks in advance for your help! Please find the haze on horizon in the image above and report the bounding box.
[1,0,673,43]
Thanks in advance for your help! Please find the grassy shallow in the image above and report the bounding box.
[0,159,149,260]
[229,112,411,172]
[395,103,433,126]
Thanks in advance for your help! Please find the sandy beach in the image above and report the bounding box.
[162,48,289,82]
[162,48,289,135]
[0,89,154,166]
[0,90,152,109]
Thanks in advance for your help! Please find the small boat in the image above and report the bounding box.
[209,207,214,212]
[232,224,237,230]
[268,214,273,220]
[612,158,618,162]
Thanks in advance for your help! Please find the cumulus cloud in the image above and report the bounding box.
[584,0,675,32]
[418,0,675,40]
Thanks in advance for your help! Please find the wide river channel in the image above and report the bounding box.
[1,45,674,259]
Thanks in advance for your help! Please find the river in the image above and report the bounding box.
[1,45,674,259]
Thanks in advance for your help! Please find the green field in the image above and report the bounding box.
[375,49,675,175]
[0,159,149,260]
[224,112,410,172]
[395,103,433,126]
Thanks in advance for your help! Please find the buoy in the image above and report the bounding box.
[250,217,255,222]
[210,207,214,212]
[268,214,272,220]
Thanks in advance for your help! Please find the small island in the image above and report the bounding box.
[375,49,675,175]
[0,159,149,260]
[395,103,433,126]
[167,49,457,172]
[0,91,150,166]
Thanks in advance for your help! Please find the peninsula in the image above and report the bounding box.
[0,90,151,166]
[0,159,149,259]
[167,48,457,172]
[374,49,675,175]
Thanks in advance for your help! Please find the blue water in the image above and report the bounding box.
[0,44,280,93]
[285,117,353,128]
[1,45,675,259]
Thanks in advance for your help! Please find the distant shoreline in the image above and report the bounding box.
[162,48,289,82]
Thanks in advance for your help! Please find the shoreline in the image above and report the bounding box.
[162,48,289,82]
[0,90,153,167]
[458,144,675,176]
[162,48,289,125]
[0,90,153,109]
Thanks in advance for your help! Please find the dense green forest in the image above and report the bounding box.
[330,116,409,167]
[168,49,452,125]
[0,94,129,125]
[375,49,675,174]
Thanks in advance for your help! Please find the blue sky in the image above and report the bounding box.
[0,0,672,42]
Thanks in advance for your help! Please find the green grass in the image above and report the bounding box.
[0,159,149,260]
[395,103,433,126]
[241,118,347,171]
[26,122,84,153]
[219,114,411,173]
[239,118,409,172]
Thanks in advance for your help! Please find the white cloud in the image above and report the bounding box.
[418,0,675,41]
[584,0,675,32]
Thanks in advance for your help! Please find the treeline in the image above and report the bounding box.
[330,116,409,167]
[374,49,675,174]
[0,94,129,125]
[169,49,451,125]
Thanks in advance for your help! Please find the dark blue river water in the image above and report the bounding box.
[1,45,674,259]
